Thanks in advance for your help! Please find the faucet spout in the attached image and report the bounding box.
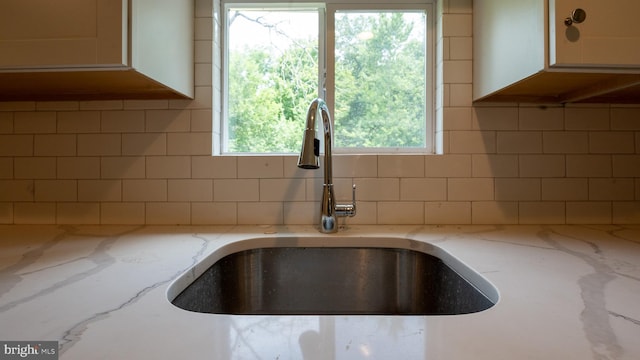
[297,98,356,233]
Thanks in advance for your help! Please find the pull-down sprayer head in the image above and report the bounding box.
[297,99,324,169]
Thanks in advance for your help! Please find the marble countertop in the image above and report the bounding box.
[0,224,639,359]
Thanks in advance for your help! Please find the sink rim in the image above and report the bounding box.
[166,235,500,311]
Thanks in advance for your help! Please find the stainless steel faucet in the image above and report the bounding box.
[297,98,356,233]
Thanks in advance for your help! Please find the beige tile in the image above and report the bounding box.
[612,202,640,224]
[519,202,565,224]
[589,132,635,154]
[14,203,55,224]
[14,158,55,179]
[400,178,447,201]
[494,178,540,201]
[472,154,518,177]
[168,179,213,202]
[146,156,191,179]
[443,60,472,83]
[332,155,377,178]
[519,155,565,177]
[425,201,471,224]
[354,178,399,201]
[57,111,100,133]
[0,112,13,133]
[195,40,213,63]
[0,135,33,156]
[146,109,191,132]
[497,132,542,154]
[57,157,100,179]
[191,202,237,225]
[34,180,76,202]
[442,14,472,37]
[448,178,494,201]
[101,157,146,179]
[192,155,236,178]
[78,134,121,156]
[0,202,12,224]
[543,132,588,154]
[611,107,640,130]
[542,179,588,201]
[122,180,167,202]
[122,133,166,156]
[449,37,472,60]
[123,100,168,110]
[237,202,283,225]
[378,155,425,177]
[101,203,145,224]
[167,133,212,155]
[447,0,472,14]
[448,84,472,106]
[589,179,635,201]
[35,135,76,156]
[472,106,518,130]
[471,201,518,224]
[566,202,611,224]
[449,130,495,153]
[146,202,191,225]
[14,112,56,133]
[260,178,306,201]
[566,155,612,177]
[214,179,259,201]
[518,106,564,130]
[377,202,424,224]
[101,110,145,132]
[425,154,471,177]
[565,106,610,130]
[237,156,284,178]
[191,109,213,132]
[56,203,100,224]
[443,107,472,130]
[0,180,34,201]
[0,158,13,179]
[0,102,35,111]
[36,101,79,111]
[195,0,213,18]
[283,202,316,225]
[79,100,123,111]
[78,180,122,202]
[613,155,640,177]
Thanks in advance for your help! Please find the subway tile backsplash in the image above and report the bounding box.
[0,0,638,225]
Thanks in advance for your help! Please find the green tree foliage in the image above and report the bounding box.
[334,12,426,148]
[227,11,426,153]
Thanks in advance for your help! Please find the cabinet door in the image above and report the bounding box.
[0,0,127,69]
[550,0,640,68]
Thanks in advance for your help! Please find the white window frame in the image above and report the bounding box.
[220,0,435,155]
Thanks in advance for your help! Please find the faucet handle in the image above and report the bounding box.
[335,183,356,217]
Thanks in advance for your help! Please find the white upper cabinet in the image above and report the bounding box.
[550,0,640,69]
[474,0,640,103]
[0,0,127,69]
[0,0,193,100]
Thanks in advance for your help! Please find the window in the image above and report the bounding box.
[222,1,434,154]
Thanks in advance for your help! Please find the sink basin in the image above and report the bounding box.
[168,237,498,315]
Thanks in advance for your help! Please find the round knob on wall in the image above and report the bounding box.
[564,8,587,26]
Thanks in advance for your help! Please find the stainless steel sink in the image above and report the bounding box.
[168,237,498,316]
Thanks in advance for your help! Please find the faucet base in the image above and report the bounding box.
[320,215,338,233]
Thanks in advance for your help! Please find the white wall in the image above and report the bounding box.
[0,0,638,225]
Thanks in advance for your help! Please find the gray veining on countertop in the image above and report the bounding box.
[1,224,639,359]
